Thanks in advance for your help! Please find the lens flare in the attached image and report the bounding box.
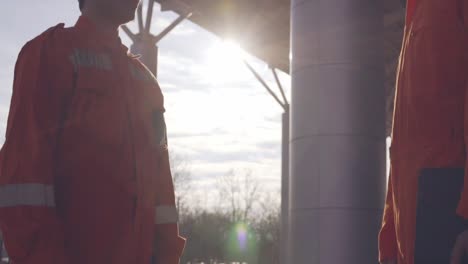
[225,222,258,263]
[236,223,248,250]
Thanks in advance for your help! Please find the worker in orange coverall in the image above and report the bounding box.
[379,0,468,264]
[0,0,185,263]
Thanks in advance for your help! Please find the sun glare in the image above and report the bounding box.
[202,39,249,83]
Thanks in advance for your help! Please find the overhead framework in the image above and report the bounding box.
[154,0,405,136]
[155,0,290,73]
[121,0,192,76]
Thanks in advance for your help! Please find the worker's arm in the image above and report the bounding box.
[153,148,186,264]
[0,32,70,263]
[378,170,398,263]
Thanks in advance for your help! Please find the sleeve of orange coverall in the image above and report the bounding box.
[0,36,70,263]
[378,170,398,262]
[153,148,186,264]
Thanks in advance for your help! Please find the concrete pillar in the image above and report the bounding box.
[288,1,386,263]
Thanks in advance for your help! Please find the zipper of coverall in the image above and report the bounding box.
[53,68,79,197]
[52,46,79,221]
[123,58,143,264]
[125,81,140,264]
[128,60,145,262]
[116,52,139,228]
[95,43,139,263]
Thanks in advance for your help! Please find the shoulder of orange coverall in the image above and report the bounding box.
[22,23,68,56]
[17,23,76,81]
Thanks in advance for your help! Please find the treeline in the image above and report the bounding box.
[179,205,279,264]
[170,155,281,264]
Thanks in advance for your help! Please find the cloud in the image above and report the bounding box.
[171,25,196,36]
[264,114,282,123]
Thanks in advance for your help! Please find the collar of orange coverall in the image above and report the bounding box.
[75,15,129,54]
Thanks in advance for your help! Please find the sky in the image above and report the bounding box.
[0,1,291,207]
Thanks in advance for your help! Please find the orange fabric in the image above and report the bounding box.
[0,16,185,264]
[379,170,398,262]
[406,0,417,27]
[379,0,468,263]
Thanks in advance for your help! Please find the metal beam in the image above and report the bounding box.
[145,0,155,34]
[247,63,290,264]
[272,67,288,106]
[280,105,290,264]
[121,25,137,42]
[137,3,144,33]
[154,13,192,43]
[244,60,285,110]
[160,0,192,14]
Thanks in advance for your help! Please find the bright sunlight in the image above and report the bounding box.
[201,39,250,83]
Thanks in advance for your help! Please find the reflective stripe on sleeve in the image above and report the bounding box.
[155,205,178,224]
[0,184,55,208]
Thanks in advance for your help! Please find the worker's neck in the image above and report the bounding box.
[81,9,120,38]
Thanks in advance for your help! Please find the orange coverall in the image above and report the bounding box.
[0,16,185,264]
[379,0,468,263]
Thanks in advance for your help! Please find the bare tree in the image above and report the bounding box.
[178,170,281,264]
[216,169,260,222]
[169,151,192,216]
[255,191,281,264]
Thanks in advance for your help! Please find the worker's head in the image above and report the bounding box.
[79,0,140,25]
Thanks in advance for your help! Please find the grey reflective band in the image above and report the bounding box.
[0,184,55,208]
[155,205,178,224]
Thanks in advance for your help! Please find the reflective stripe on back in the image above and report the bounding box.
[155,205,178,224]
[0,184,55,208]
